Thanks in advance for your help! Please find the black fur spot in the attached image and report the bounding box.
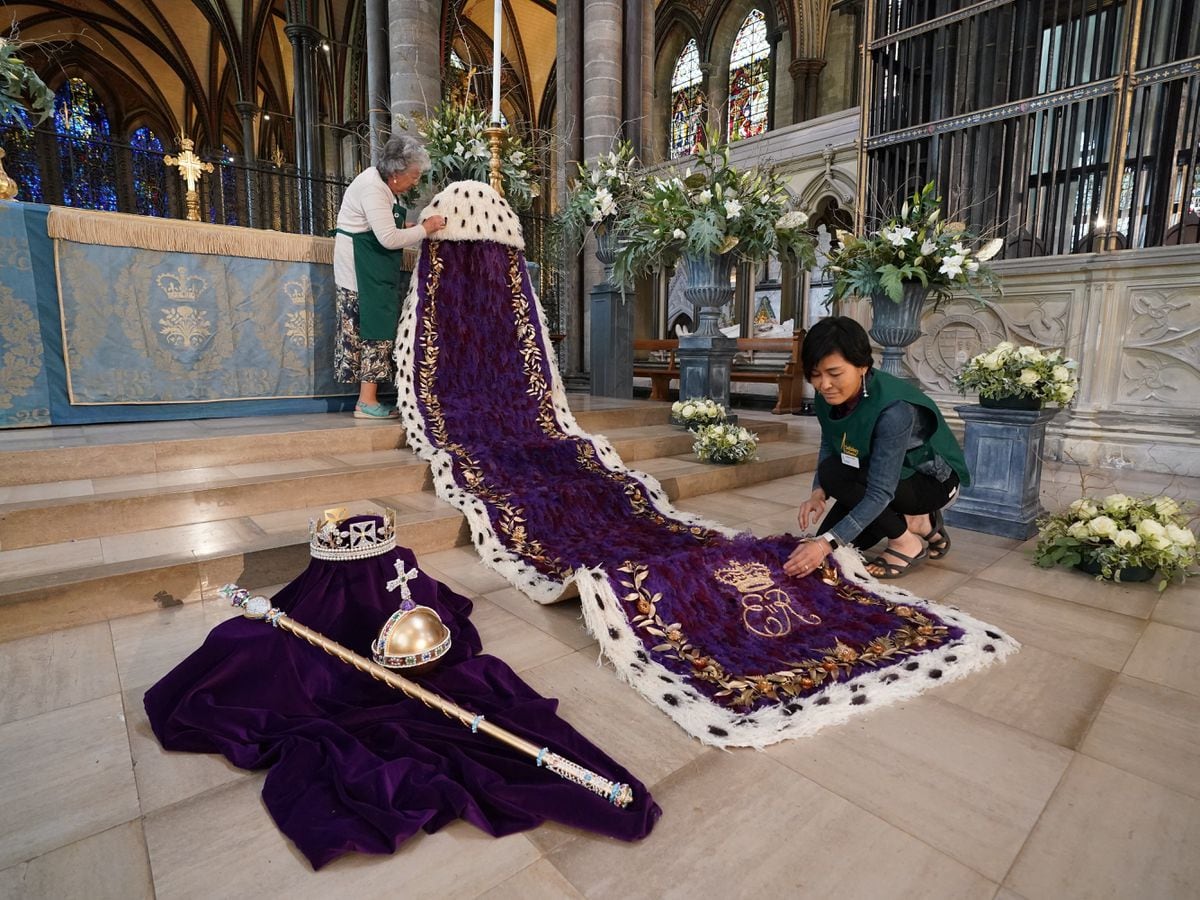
[928,669,943,679]
[985,630,1001,639]
[881,673,899,683]
[470,205,475,215]
[708,726,728,737]
[595,595,605,610]
[635,650,648,662]
[607,627,619,639]
[484,210,489,219]
[905,662,920,671]
[815,696,830,706]
[663,693,678,706]
[659,675,673,683]
[851,694,868,705]
[783,703,802,716]
[983,644,995,653]
[478,189,484,197]
[476,224,482,233]
[944,654,958,663]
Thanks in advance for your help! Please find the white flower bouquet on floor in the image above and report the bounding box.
[670,397,725,430]
[1034,494,1197,590]
[955,341,1078,405]
[693,423,758,465]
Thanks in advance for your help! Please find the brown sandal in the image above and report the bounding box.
[866,546,929,579]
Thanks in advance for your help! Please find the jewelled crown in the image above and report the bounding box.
[309,508,397,561]
[713,560,775,593]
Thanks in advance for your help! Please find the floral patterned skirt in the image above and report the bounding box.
[334,286,395,384]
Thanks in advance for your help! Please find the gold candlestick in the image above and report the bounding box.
[484,123,505,195]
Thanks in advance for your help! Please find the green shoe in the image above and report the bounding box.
[354,402,399,420]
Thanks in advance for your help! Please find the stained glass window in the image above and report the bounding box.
[670,39,704,159]
[54,78,118,210]
[727,9,771,142]
[130,126,167,217]
[1,108,44,202]
[446,49,471,105]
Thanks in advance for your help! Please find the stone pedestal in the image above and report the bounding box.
[589,282,633,398]
[945,405,1060,540]
[678,335,737,410]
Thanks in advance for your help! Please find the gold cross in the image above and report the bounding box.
[164,136,214,193]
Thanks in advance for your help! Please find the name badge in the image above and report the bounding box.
[841,452,860,468]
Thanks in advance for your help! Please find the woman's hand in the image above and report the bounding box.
[422,215,447,236]
[797,490,827,531]
[784,537,832,578]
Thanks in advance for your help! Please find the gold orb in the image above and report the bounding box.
[371,605,451,673]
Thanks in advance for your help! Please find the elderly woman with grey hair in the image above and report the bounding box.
[333,134,446,418]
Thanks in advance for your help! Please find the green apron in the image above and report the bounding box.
[334,201,412,341]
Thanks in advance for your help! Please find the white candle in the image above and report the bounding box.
[492,0,502,122]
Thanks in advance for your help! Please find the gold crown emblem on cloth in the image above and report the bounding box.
[713,560,775,593]
[156,267,208,302]
[282,278,309,306]
[309,508,397,561]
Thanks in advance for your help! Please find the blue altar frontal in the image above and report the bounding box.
[0,201,358,427]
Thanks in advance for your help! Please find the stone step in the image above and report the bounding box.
[0,421,793,551]
[0,403,678,488]
[0,441,816,641]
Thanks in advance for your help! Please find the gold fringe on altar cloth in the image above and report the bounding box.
[46,207,335,264]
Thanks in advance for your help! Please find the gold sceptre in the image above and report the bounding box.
[218,584,633,807]
[484,123,505,195]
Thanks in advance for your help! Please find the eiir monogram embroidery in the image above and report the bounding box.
[714,561,822,638]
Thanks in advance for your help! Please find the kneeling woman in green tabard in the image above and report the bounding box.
[333,135,447,419]
[783,316,971,580]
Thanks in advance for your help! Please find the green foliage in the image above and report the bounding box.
[408,101,539,211]
[0,35,54,127]
[559,140,643,239]
[1034,494,1197,591]
[955,342,1079,404]
[824,182,1002,306]
[611,124,816,287]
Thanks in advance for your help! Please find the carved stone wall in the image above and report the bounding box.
[849,245,1200,477]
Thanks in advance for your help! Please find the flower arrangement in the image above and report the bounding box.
[693,422,759,465]
[612,126,816,286]
[408,101,539,211]
[825,182,1003,305]
[955,342,1078,405]
[1035,494,1197,590]
[1,32,54,126]
[670,397,725,430]
[561,141,643,237]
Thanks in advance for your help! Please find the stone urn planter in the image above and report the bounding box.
[979,394,1042,411]
[677,251,738,409]
[868,282,931,376]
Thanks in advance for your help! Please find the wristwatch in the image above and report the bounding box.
[819,531,839,551]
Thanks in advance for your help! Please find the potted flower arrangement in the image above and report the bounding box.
[693,422,758,465]
[1035,494,1197,590]
[825,182,1002,375]
[612,126,815,335]
[560,141,644,278]
[408,101,539,211]
[670,396,725,430]
[955,342,1078,410]
[1,29,55,198]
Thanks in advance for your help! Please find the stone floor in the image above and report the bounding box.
[1,413,1199,899]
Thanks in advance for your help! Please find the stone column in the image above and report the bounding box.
[234,100,259,228]
[388,0,442,127]
[945,405,1061,540]
[583,0,626,397]
[285,23,320,232]
[622,0,644,153]
[789,58,827,122]
[364,0,391,160]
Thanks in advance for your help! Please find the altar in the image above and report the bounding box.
[0,200,365,427]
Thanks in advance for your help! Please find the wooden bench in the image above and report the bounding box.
[632,330,807,415]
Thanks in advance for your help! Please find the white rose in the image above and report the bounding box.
[1052,365,1071,382]
[1137,519,1167,544]
[1088,516,1118,539]
[981,351,1002,370]
[1165,524,1196,547]
[1067,521,1093,540]
[1153,496,1180,518]
[1018,346,1044,362]
[1103,493,1133,515]
[1113,529,1141,549]
[673,228,687,240]
[1069,499,1099,519]
[995,341,1015,353]
[680,402,696,418]
[1018,368,1040,386]
[1057,385,1076,403]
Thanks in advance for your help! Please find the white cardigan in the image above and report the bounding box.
[333,167,426,291]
